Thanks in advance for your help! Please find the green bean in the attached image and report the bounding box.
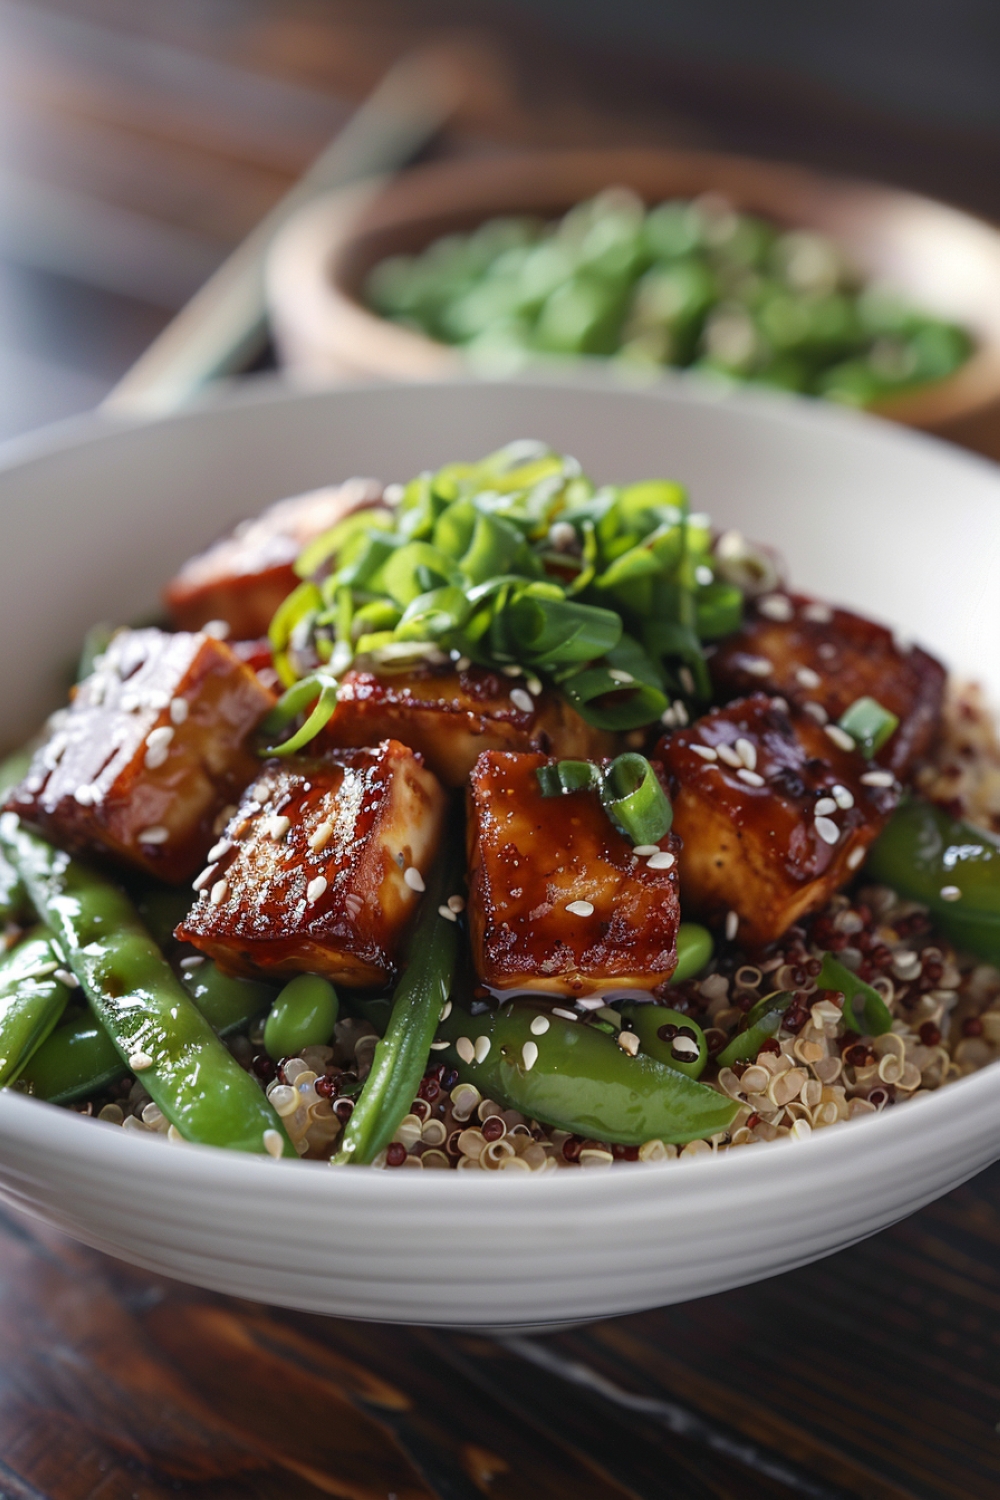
[264,975,339,1061]
[335,847,461,1165]
[20,1012,122,1103]
[0,816,294,1156]
[0,929,73,1086]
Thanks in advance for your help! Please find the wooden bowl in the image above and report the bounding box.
[266,148,1000,453]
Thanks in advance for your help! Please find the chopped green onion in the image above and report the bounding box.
[715,993,793,1067]
[816,953,893,1036]
[261,673,339,755]
[535,760,601,798]
[506,594,622,665]
[601,753,673,844]
[695,581,744,640]
[837,697,899,759]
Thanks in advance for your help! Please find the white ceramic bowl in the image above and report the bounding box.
[1,374,999,1329]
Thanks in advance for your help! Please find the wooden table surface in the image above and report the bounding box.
[1,5,999,1496]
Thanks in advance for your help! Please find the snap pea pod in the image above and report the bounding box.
[438,1002,738,1144]
[0,929,73,1086]
[0,751,30,927]
[616,1004,707,1078]
[0,816,294,1156]
[335,846,461,1165]
[865,799,1000,965]
[715,992,793,1068]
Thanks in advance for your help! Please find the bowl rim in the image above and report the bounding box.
[1,371,999,1207]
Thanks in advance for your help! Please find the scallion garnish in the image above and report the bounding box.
[535,753,673,847]
[837,697,899,759]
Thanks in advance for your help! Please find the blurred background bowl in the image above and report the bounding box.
[267,148,1000,453]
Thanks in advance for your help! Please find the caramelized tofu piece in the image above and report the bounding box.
[324,664,616,787]
[5,629,274,883]
[176,740,446,987]
[467,751,681,998]
[709,592,945,778]
[165,478,385,638]
[658,693,898,950]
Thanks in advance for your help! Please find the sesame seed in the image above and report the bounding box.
[633,844,659,857]
[438,904,458,922]
[144,726,174,770]
[860,769,895,787]
[847,846,867,870]
[455,1036,475,1065]
[725,910,739,941]
[73,784,99,806]
[566,899,594,916]
[474,1035,492,1063]
[447,894,465,913]
[814,797,837,816]
[940,885,962,902]
[403,866,425,892]
[608,669,634,684]
[213,803,237,835]
[266,814,291,842]
[169,697,189,725]
[617,1030,640,1057]
[695,564,713,586]
[203,619,231,640]
[818,643,837,661]
[309,820,334,853]
[501,663,523,677]
[832,784,855,809]
[691,744,718,762]
[207,838,231,863]
[439,1000,452,1021]
[192,863,217,892]
[210,878,229,905]
[803,701,828,725]
[180,955,205,970]
[306,875,327,904]
[530,1014,550,1035]
[248,782,270,806]
[552,1007,578,1022]
[679,666,696,695]
[825,724,856,753]
[671,1036,701,1059]
[128,1051,153,1072]
[737,768,765,787]
[526,676,543,696]
[521,1041,539,1071]
[771,696,789,713]
[815,816,840,846]
[742,655,774,678]
[735,737,757,770]
[717,743,742,768]
[673,700,689,726]
[263,1129,284,1159]
[510,687,535,714]
[54,968,80,989]
[647,850,675,870]
[803,602,833,624]
[429,1039,450,1051]
[795,666,822,690]
[455,656,471,672]
[548,520,577,550]
[757,594,794,622]
[137,825,169,845]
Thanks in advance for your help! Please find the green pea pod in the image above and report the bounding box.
[0,816,294,1157]
[0,752,30,925]
[715,992,793,1068]
[20,1013,122,1103]
[0,929,73,1086]
[671,922,713,983]
[264,975,339,1061]
[865,799,1000,965]
[617,1005,707,1079]
[439,1002,737,1145]
[816,953,892,1037]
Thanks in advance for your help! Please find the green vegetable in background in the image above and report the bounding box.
[0,929,73,1087]
[264,975,339,1061]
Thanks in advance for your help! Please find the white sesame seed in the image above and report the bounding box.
[144,725,174,769]
[717,743,742,768]
[695,564,713,586]
[429,1039,450,1051]
[501,663,523,677]
[521,1041,539,1071]
[673,700,689,726]
[137,825,169,845]
[552,1007,578,1022]
[263,1129,284,1159]
[455,656,471,673]
[771,697,789,713]
[203,619,231,640]
[832,784,855,809]
[526,676,543,696]
[647,851,676,869]
[128,1051,153,1072]
[73,784,99,806]
[940,885,962,902]
[210,878,229,905]
[725,910,739,941]
[860,769,895,787]
[576,996,606,1011]
[824,724,856,753]
[815,816,841,846]
[447,894,465,913]
[735,737,757,771]
[169,697,189,725]
[308,820,334,853]
[213,803,237,835]
[566,899,594,917]
[742,656,774,678]
[180,955,205,970]
[548,520,577,550]
[43,733,67,769]
[795,666,822,690]
[510,688,535,714]
[671,1036,701,1059]
[439,1000,452,1022]
[306,875,328,904]
[207,838,231,863]
[737,768,765,787]
[438,904,458,922]
[403,866,425,892]
[803,701,828,725]
[266,814,291,842]
[691,744,718,762]
[633,844,659,857]
[814,797,838,817]
[757,594,794,622]
[54,968,80,989]
[803,602,833,624]
[679,666,696,695]
[248,782,270,806]
[617,1029,641,1057]
[192,863,217,892]
[455,1036,475,1065]
[847,846,867,870]
[474,1035,492,1063]
[608,669,635,684]
[530,1014,550,1035]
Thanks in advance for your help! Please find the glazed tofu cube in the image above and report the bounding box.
[5,629,275,883]
[324,664,616,787]
[467,751,681,998]
[176,740,446,988]
[658,693,898,950]
[164,478,385,638]
[709,592,945,778]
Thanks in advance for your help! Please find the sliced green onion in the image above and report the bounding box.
[505,594,622,665]
[695,581,744,640]
[268,580,322,688]
[601,753,673,844]
[715,992,793,1067]
[261,673,339,755]
[535,760,601,798]
[816,952,893,1036]
[837,697,899,759]
[395,586,471,641]
[560,665,668,730]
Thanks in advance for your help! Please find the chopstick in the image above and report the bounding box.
[101,48,466,418]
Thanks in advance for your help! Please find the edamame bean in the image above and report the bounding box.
[264,975,339,1061]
